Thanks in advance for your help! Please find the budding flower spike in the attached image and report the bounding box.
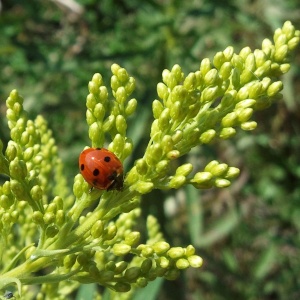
[0,21,299,299]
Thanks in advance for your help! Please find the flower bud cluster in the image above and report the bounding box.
[86,64,136,160]
[190,160,240,189]
[126,21,299,195]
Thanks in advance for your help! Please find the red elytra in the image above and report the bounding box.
[79,147,124,191]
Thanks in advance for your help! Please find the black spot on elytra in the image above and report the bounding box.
[93,168,100,176]
[104,156,111,163]
[80,164,84,171]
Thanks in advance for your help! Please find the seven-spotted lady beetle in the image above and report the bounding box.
[79,148,124,191]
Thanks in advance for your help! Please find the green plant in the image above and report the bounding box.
[0,21,299,299]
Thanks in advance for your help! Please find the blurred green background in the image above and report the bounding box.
[1,0,300,299]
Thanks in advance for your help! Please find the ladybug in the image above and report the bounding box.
[79,147,124,191]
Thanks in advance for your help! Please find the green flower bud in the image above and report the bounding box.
[201,86,219,103]
[43,212,55,224]
[123,140,133,157]
[204,69,219,86]
[86,110,96,126]
[213,51,225,69]
[221,112,237,127]
[254,49,267,67]
[73,174,86,198]
[200,58,211,76]
[254,60,271,77]
[89,264,100,278]
[117,66,129,83]
[237,108,253,123]
[88,81,100,96]
[30,185,43,202]
[111,134,125,154]
[152,241,170,255]
[10,180,25,199]
[219,127,236,139]
[225,167,240,179]
[124,231,140,246]
[200,129,216,144]
[235,99,256,110]
[136,277,148,288]
[33,155,43,165]
[20,131,29,146]
[240,68,254,85]
[141,258,152,274]
[23,147,34,161]
[139,245,154,257]
[46,224,59,238]
[11,210,19,222]
[172,64,184,83]
[103,115,115,132]
[98,270,115,282]
[124,267,141,282]
[2,181,11,195]
[170,101,181,120]
[56,210,65,226]
[9,158,27,180]
[183,72,197,90]
[131,181,154,194]
[46,203,57,214]
[93,103,105,121]
[91,220,104,239]
[158,108,170,130]
[150,119,160,139]
[169,175,186,189]
[164,269,180,281]
[191,171,213,185]
[99,86,108,101]
[160,135,173,154]
[125,98,137,116]
[210,163,228,177]
[176,258,189,269]
[267,81,283,97]
[288,36,300,51]
[32,211,44,225]
[103,224,117,241]
[135,159,148,175]
[185,245,196,256]
[86,94,97,110]
[204,160,218,172]
[275,44,288,62]
[214,178,231,188]
[0,195,14,209]
[240,121,257,131]
[155,160,170,176]
[116,115,127,135]
[105,261,116,271]
[172,130,183,144]
[279,63,290,74]
[3,212,11,223]
[157,83,169,101]
[77,253,89,266]
[125,77,135,95]
[167,150,180,160]
[111,75,120,92]
[167,247,185,259]
[223,46,234,60]
[112,243,131,256]
[115,261,128,274]
[158,256,170,268]
[113,282,131,293]
[188,255,203,268]
[175,164,193,177]
[115,87,127,104]
[219,62,232,80]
